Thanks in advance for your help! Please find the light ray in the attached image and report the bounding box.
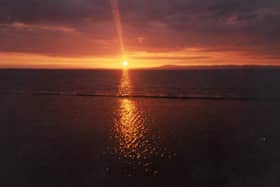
[111,0,126,61]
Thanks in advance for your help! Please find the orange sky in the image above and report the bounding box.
[0,0,280,69]
[0,49,279,69]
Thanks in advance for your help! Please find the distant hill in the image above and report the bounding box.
[150,65,280,70]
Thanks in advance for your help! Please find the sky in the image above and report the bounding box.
[0,0,280,69]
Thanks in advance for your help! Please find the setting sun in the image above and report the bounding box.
[122,60,128,68]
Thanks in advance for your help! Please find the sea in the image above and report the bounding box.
[0,68,280,186]
[0,68,280,99]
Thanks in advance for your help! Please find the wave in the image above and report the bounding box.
[0,90,279,101]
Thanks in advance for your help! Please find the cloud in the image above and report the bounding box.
[0,0,111,24]
[1,22,75,32]
[0,22,118,57]
[0,0,279,63]
[132,56,209,61]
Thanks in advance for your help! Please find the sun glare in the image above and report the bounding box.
[122,60,128,68]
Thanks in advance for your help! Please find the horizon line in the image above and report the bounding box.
[0,64,280,71]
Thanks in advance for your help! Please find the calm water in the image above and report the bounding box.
[1,69,280,186]
[1,68,280,99]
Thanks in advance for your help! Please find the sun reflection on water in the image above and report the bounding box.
[111,70,171,175]
[115,98,147,160]
[115,70,156,161]
[118,69,131,96]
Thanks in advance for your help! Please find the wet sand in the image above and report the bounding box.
[1,95,280,186]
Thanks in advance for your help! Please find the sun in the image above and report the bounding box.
[122,60,128,68]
